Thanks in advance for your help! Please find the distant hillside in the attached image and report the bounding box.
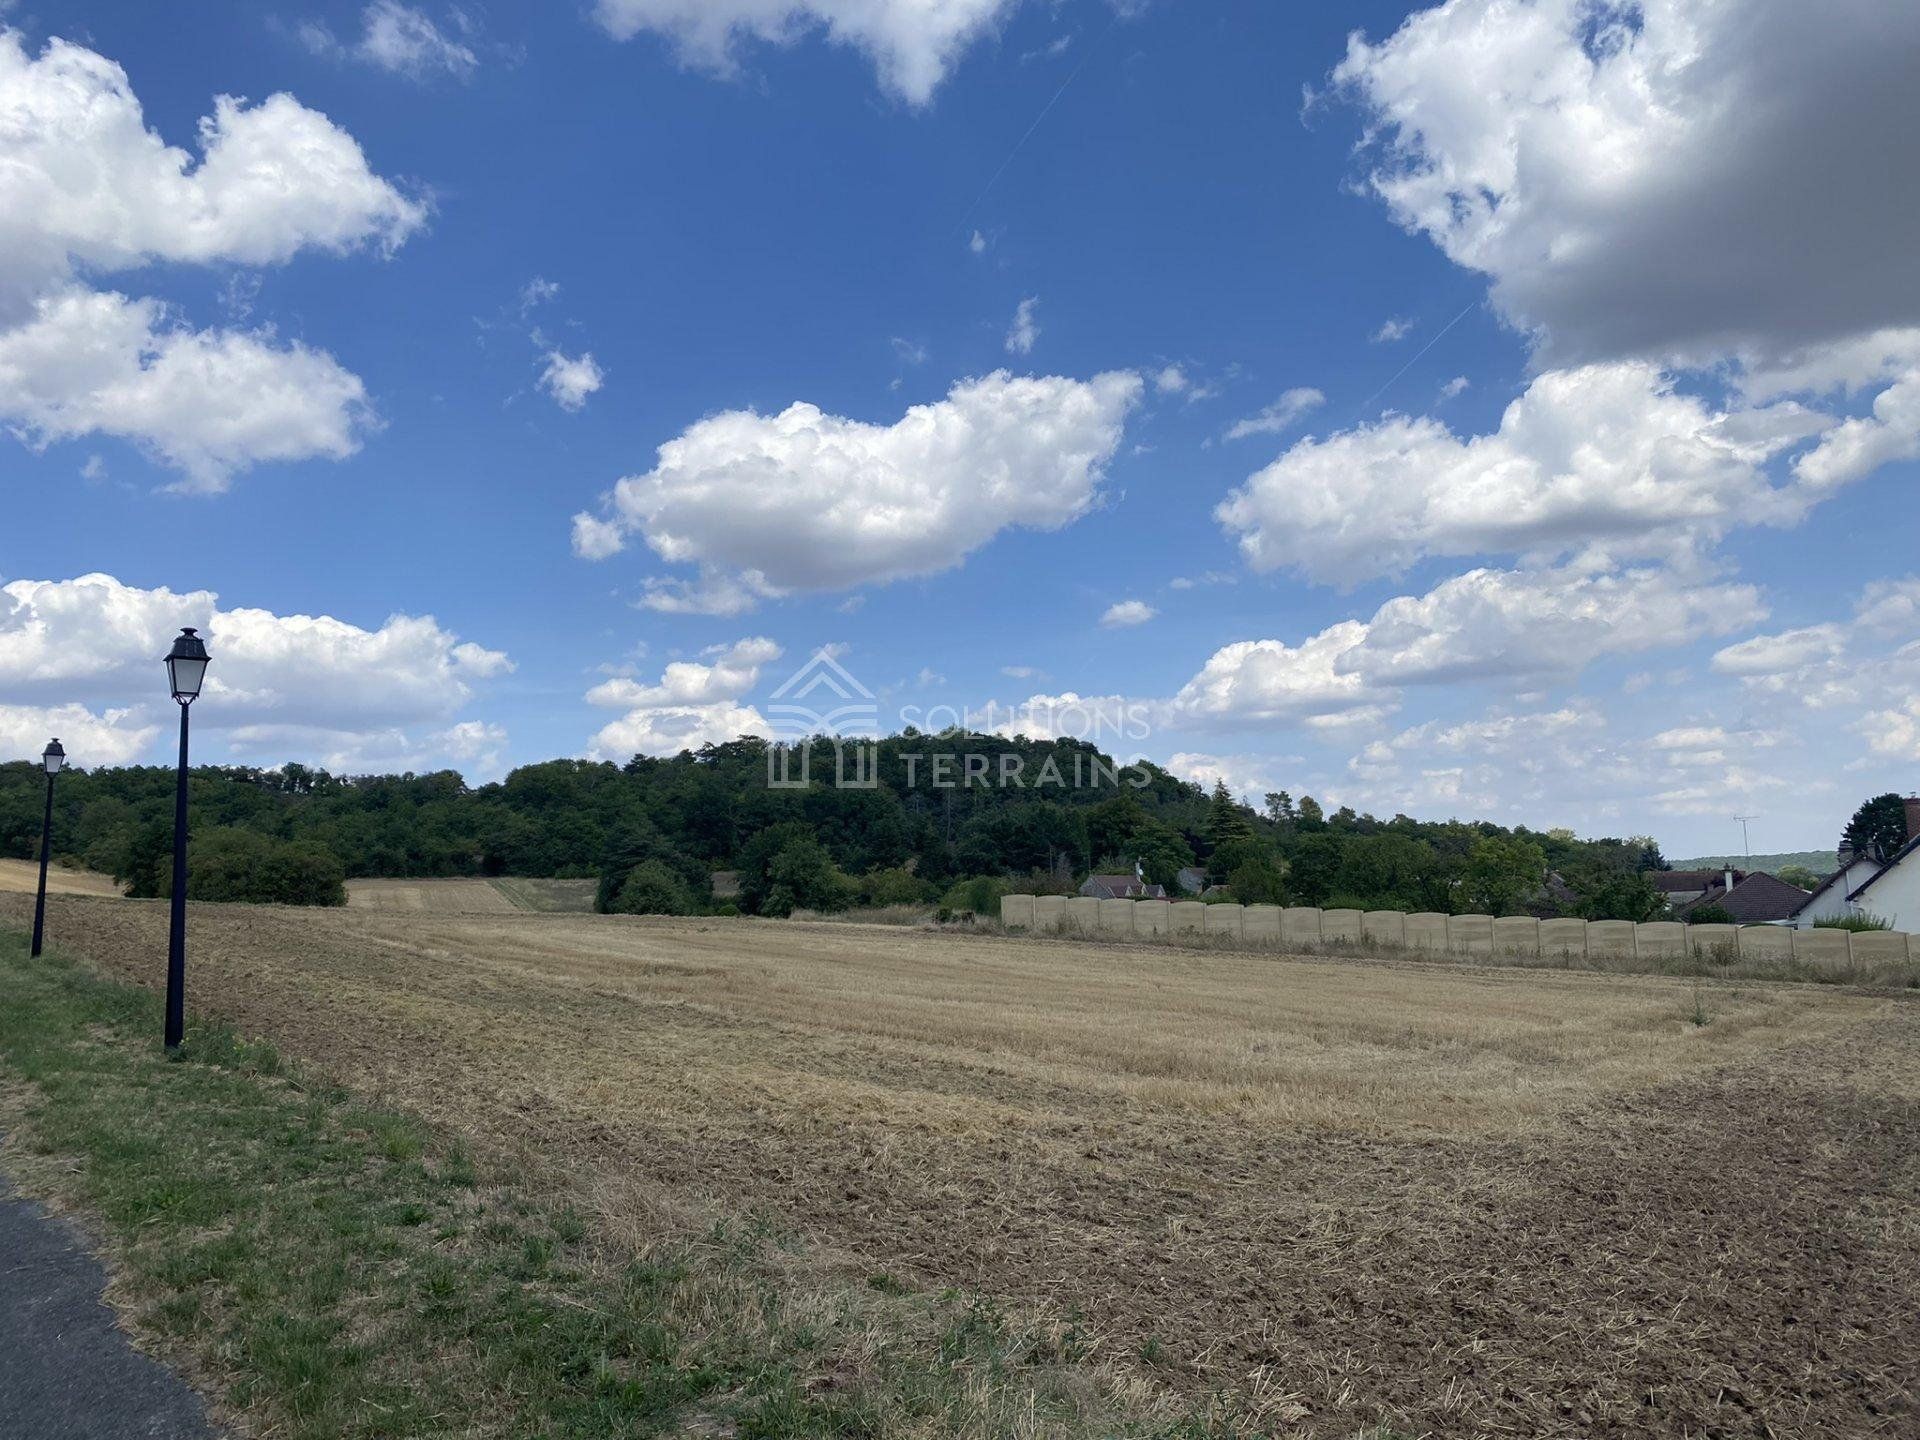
[1672,851,1833,878]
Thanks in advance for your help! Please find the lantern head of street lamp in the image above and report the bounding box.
[165,627,211,704]
[42,738,65,776]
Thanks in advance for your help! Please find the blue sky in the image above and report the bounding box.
[3,0,1918,858]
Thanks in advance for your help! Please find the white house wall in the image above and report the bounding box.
[1856,854,1920,931]
[1794,857,1882,929]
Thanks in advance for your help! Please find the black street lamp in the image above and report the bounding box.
[30,738,65,958]
[163,627,210,1050]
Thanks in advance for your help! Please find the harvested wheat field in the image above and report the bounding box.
[345,876,523,912]
[0,857,121,897]
[8,893,1919,1438]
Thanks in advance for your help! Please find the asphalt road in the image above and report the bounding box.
[0,1170,213,1439]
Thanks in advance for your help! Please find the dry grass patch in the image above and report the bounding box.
[0,856,122,897]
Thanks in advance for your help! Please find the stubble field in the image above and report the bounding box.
[7,893,1917,1438]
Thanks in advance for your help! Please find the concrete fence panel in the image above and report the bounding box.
[1448,913,1494,957]
[1065,896,1101,934]
[1097,898,1135,936]
[1848,931,1909,968]
[1538,917,1587,959]
[1000,894,1036,929]
[1282,907,1323,948]
[1492,916,1540,956]
[1362,910,1406,947]
[1033,895,1068,931]
[1791,928,1850,969]
[1685,923,1739,960]
[1405,912,1449,953]
[1321,908,1363,945]
[1135,900,1170,937]
[1587,920,1637,961]
[1737,925,1793,964]
[1635,921,1687,961]
[1170,901,1207,935]
[1205,903,1245,939]
[1243,904,1281,942]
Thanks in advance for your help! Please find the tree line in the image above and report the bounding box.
[0,731,1677,918]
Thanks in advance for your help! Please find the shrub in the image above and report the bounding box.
[608,859,695,916]
[1686,903,1735,925]
[940,875,1007,915]
[168,827,346,906]
[1814,912,1894,931]
[859,866,936,908]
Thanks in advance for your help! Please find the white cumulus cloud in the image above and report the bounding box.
[1225,386,1325,442]
[0,30,422,487]
[540,349,606,412]
[1216,362,1827,587]
[0,574,508,773]
[1005,296,1041,356]
[586,637,781,759]
[1099,600,1157,628]
[591,0,1017,105]
[573,369,1142,606]
[1171,559,1761,728]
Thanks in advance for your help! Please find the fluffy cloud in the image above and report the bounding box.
[1225,387,1324,442]
[1325,2,1920,583]
[586,638,780,759]
[0,574,508,772]
[1333,0,1920,371]
[573,369,1141,604]
[1099,600,1156,628]
[1710,579,1920,731]
[540,350,606,412]
[0,702,158,768]
[1005,297,1041,356]
[0,33,422,308]
[1217,363,1827,586]
[0,31,421,485]
[1340,700,1792,822]
[0,289,370,492]
[302,3,480,80]
[591,0,1016,105]
[1171,559,1761,728]
[1166,752,1286,804]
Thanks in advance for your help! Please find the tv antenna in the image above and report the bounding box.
[1732,814,1758,863]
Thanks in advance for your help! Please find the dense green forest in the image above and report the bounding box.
[1,732,1674,919]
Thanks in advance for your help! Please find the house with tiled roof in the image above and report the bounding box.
[1651,869,1744,907]
[1080,864,1166,900]
[1790,796,1920,930]
[1676,870,1812,924]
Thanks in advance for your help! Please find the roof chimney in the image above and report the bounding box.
[1906,795,1920,848]
[1724,867,1735,894]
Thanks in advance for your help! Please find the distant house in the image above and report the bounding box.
[1676,870,1812,925]
[1080,870,1167,900]
[1795,796,1920,930]
[1790,796,1920,930]
[1790,849,1884,928]
[1651,869,1743,907]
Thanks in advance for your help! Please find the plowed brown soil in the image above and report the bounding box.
[7,893,1916,1438]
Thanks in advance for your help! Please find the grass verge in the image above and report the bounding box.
[0,927,1259,1440]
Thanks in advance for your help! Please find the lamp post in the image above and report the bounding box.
[30,738,65,958]
[163,627,210,1050]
